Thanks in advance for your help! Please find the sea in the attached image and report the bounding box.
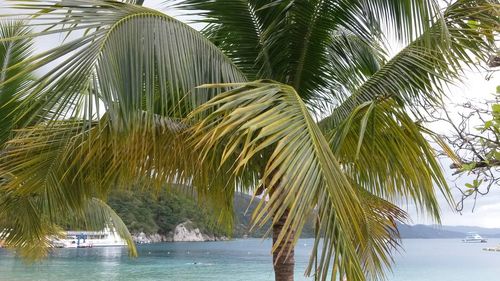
[1,239,500,281]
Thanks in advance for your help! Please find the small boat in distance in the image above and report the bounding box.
[483,245,500,252]
[51,228,127,248]
[462,232,487,243]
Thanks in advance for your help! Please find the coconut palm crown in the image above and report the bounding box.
[0,0,498,280]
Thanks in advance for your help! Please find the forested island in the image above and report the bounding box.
[107,191,315,242]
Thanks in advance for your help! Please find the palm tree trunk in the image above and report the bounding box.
[273,208,295,281]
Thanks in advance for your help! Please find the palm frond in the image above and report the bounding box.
[355,189,408,281]
[0,20,34,145]
[322,0,498,128]
[352,0,442,42]
[283,0,349,95]
[0,20,32,97]
[307,186,408,281]
[282,0,379,103]
[166,0,443,106]
[0,113,232,254]
[282,0,439,100]
[0,192,136,258]
[1,0,245,128]
[329,99,453,219]
[0,185,55,259]
[166,0,377,104]
[0,119,138,257]
[189,80,371,281]
[0,1,247,250]
[69,198,137,256]
[0,121,96,207]
[327,30,385,92]
[166,0,286,80]
[310,29,385,113]
[0,112,192,210]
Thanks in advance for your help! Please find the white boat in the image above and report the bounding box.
[462,232,487,243]
[52,228,127,248]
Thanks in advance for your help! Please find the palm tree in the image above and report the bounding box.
[0,0,497,280]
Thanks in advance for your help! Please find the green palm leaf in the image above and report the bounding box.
[1,0,245,128]
[167,0,282,80]
[329,99,452,219]
[0,20,34,145]
[167,0,442,103]
[0,121,135,258]
[0,114,198,255]
[0,192,135,259]
[322,0,498,128]
[189,80,370,280]
[354,189,408,281]
[68,198,137,256]
[314,29,385,111]
[354,0,442,42]
[0,0,245,256]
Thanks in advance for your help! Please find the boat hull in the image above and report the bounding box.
[462,239,487,243]
[462,232,487,243]
[52,229,127,248]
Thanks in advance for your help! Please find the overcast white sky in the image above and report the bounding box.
[1,0,499,227]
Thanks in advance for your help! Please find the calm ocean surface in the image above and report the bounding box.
[1,239,500,281]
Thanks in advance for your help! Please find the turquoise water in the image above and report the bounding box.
[1,239,500,281]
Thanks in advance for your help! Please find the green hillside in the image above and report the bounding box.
[107,190,316,238]
[107,190,226,237]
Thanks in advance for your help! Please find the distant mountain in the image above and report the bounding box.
[233,192,315,238]
[234,194,500,239]
[107,189,227,237]
[435,225,500,238]
[108,189,499,240]
[107,190,314,239]
[397,223,500,239]
[397,223,464,238]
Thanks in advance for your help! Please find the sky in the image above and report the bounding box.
[1,0,499,227]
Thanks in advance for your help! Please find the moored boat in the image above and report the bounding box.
[52,228,127,248]
[462,232,487,243]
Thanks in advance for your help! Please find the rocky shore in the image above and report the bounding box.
[133,220,229,243]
